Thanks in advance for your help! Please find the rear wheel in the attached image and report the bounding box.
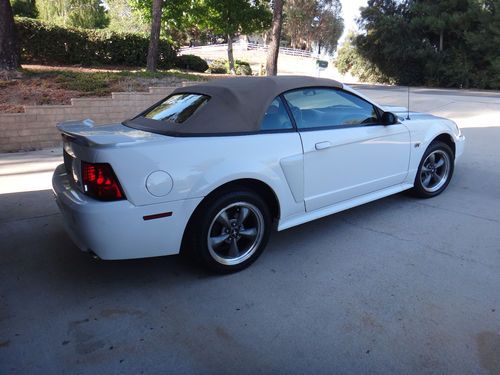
[412,141,454,198]
[184,189,271,273]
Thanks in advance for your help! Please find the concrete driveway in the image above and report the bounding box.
[1,86,499,374]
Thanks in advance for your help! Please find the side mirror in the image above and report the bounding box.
[381,112,398,125]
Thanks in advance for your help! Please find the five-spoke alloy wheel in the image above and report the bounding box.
[207,202,265,266]
[412,141,454,198]
[184,189,271,273]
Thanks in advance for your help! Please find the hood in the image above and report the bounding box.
[382,105,446,121]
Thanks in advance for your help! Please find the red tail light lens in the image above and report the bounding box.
[81,162,125,201]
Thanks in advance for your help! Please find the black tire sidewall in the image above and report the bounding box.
[186,189,272,273]
[413,141,454,198]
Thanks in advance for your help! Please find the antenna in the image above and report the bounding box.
[406,86,411,120]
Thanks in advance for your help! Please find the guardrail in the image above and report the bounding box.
[180,41,313,58]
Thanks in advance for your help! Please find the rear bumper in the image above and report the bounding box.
[52,164,202,260]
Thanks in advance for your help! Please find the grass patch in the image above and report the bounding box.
[1,67,209,112]
[19,68,205,94]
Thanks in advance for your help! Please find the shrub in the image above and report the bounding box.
[207,59,252,75]
[15,17,177,68]
[235,60,252,76]
[11,0,38,18]
[175,54,208,72]
[208,59,228,74]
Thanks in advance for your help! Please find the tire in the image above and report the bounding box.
[411,141,454,198]
[183,189,272,273]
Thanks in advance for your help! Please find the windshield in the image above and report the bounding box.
[142,93,209,124]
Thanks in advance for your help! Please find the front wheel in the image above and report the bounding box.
[411,141,454,198]
[184,190,271,273]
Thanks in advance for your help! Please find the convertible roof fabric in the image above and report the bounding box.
[127,75,343,136]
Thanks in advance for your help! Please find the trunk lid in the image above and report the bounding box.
[57,119,165,147]
[57,119,166,193]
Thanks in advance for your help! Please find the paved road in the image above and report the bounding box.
[1,86,499,374]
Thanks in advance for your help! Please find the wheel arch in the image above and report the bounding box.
[430,133,456,157]
[181,178,281,252]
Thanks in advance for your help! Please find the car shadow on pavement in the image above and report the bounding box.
[0,189,214,289]
[0,188,413,287]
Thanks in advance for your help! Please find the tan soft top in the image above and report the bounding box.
[127,75,343,136]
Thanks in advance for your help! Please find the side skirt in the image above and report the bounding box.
[277,183,413,231]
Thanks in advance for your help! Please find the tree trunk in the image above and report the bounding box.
[227,34,236,75]
[146,0,163,72]
[439,29,443,52]
[265,0,284,76]
[0,0,20,71]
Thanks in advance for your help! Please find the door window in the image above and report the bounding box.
[283,88,379,129]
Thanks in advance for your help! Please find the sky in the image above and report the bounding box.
[338,0,368,45]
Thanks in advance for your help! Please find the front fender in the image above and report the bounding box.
[404,116,463,184]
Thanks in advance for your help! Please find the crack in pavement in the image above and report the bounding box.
[0,212,61,225]
[412,201,499,224]
[340,218,492,269]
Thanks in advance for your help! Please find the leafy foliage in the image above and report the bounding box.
[105,0,149,33]
[129,0,206,44]
[175,54,209,72]
[208,59,227,73]
[207,59,252,75]
[36,0,110,29]
[348,0,500,89]
[11,0,38,18]
[199,0,271,37]
[15,17,176,67]
[335,34,393,84]
[234,59,252,75]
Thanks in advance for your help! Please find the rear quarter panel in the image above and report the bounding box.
[94,132,306,221]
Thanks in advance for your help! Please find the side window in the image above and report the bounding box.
[260,96,293,131]
[283,88,379,129]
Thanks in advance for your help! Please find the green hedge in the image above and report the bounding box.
[15,17,177,68]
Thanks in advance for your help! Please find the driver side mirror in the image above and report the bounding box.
[381,112,398,125]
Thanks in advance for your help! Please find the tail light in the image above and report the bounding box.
[81,162,125,201]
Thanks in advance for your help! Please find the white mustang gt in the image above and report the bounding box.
[52,76,465,272]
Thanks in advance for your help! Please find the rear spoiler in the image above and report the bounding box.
[57,119,144,147]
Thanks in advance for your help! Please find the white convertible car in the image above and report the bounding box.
[52,76,465,272]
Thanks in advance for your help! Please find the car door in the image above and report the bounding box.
[283,88,411,212]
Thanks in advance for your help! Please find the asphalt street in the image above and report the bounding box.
[1,85,499,374]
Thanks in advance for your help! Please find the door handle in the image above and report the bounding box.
[315,141,332,150]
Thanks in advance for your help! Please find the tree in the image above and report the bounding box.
[312,0,343,54]
[68,0,109,28]
[0,0,20,70]
[348,0,500,89]
[37,0,109,29]
[266,0,284,75]
[130,0,206,43]
[106,0,149,33]
[335,33,391,83]
[283,0,343,53]
[147,0,163,71]
[283,0,315,49]
[202,0,271,74]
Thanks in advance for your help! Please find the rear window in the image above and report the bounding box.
[142,93,209,124]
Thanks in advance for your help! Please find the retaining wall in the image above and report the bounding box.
[0,85,189,153]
